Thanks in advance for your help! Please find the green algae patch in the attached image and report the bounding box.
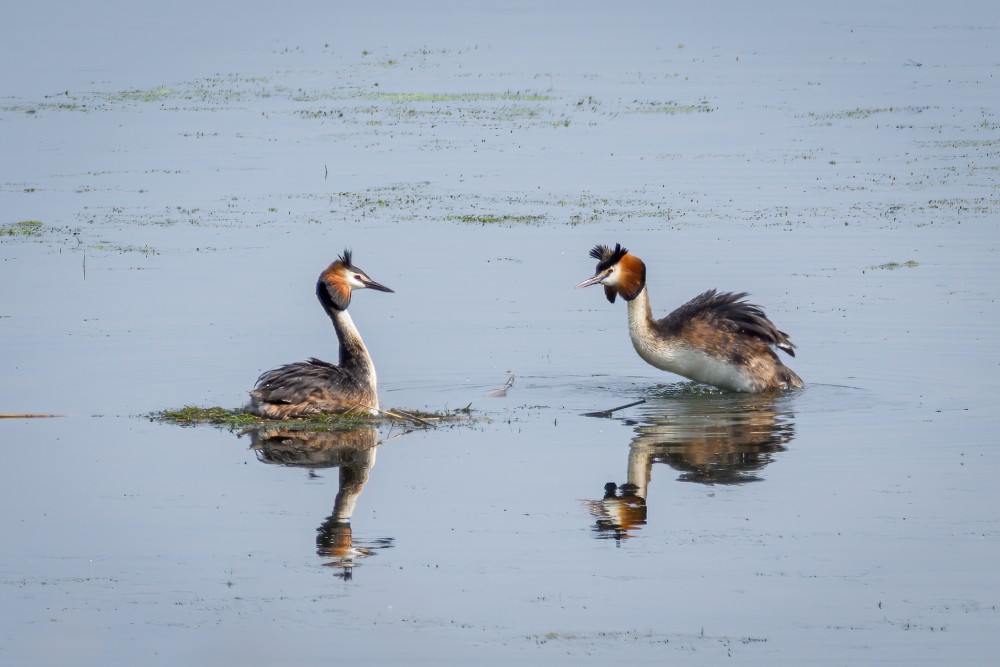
[635,100,713,114]
[110,86,176,103]
[448,213,546,225]
[369,92,552,103]
[867,260,920,271]
[2,220,43,236]
[152,406,262,429]
[806,106,935,121]
[150,405,477,432]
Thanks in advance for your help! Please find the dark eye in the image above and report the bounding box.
[354,274,363,281]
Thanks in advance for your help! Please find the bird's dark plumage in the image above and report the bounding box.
[658,290,796,357]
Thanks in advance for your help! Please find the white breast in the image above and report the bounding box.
[623,286,759,392]
[629,326,756,393]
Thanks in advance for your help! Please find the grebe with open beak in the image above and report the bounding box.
[577,243,803,393]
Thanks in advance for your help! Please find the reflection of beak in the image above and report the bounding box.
[361,278,394,293]
[576,269,610,289]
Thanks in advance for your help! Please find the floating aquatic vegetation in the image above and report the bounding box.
[367,91,552,103]
[633,99,713,114]
[150,404,476,432]
[1,220,43,236]
[448,213,546,225]
[867,260,920,271]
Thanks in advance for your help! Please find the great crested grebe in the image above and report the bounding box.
[248,250,393,418]
[577,243,803,393]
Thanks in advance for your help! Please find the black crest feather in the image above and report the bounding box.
[337,249,353,268]
[589,243,628,271]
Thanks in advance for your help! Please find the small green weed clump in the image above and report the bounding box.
[2,220,43,236]
[448,214,545,225]
[868,260,920,271]
[152,406,261,429]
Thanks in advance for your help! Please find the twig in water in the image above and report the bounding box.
[367,405,436,428]
[378,429,417,445]
[0,413,63,419]
[581,399,646,418]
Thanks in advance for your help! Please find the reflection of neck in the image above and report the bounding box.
[331,308,376,387]
[627,442,653,500]
[331,448,377,521]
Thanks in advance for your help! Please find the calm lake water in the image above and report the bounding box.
[2,1,998,664]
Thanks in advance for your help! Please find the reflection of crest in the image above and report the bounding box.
[581,482,647,541]
[247,426,392,577]
[584,392,796,541]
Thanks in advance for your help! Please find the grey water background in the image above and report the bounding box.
[2,1,998,663]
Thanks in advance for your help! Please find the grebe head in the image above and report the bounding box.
[317,249,394,311]
[576,243,646,303]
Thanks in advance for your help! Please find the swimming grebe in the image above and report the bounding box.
[576,243,803,393]
[249,250,393,418]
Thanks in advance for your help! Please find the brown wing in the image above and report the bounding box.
[252,358,362,405]
[656,290,796,356]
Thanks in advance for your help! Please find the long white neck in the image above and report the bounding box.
[625,286,675,368]
[332,309,377,388]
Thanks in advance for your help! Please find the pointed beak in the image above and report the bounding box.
[576,269,610,289]
[361,277,394,293]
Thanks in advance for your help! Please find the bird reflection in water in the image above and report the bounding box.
[248,426,393,578]
[583,389,795,542]
[582,481,648,541]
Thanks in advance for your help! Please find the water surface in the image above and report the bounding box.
[2,1,998,664]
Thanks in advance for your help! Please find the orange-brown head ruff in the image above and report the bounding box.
[317,249,394,312]
[576,242,647,302]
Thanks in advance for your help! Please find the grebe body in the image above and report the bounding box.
[578,243,803,393]
[249,250,393,418]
